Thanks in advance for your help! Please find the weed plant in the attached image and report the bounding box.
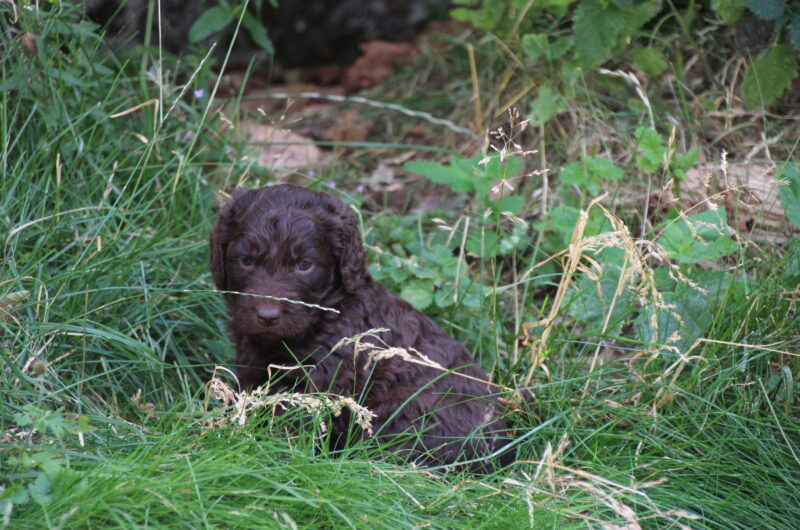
[1,2,799,528]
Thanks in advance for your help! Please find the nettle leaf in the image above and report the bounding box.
[549,37,574,60]
[632,46,669,78]
[490,194,526,216]
[712,0,745,23]
[788,17,800,51]
[522,33,548,62]
[450,1,504,31]
[743,0,785,20]
[674,148,699,179]
[241,12,274,54]
[403,160,475,192]
[574,0,625,66]
[479,153,524,184]
[544,204,613,249]
[658,208,741,263]
[565,247,635,336]
[777,164,800,230]
[400,280,434,310]
[638,269,739,351]
[528,85,565,125]
[742,44,799,108]
[635,126,666,172]
[585,156,624,180]
[561,157,623,196]
[466,230,499,258]
[189,6,235,43]
[619,0,661,35]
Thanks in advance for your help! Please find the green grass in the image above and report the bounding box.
[2,3,799,528]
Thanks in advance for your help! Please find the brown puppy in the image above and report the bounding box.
[210,184,512,468]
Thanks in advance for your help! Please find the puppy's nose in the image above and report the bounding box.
[256,306,281,326]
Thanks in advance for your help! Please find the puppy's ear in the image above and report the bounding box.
[335,206,370,293]
[209,188,256,290]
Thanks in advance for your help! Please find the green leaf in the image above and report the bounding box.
[743,0,784,20]
[477,154,524,197]
[522,33,548,63]
[189,7,235,43]
[528,85,565,126]
[241,11,274,54]
[565,247,635,336]
[742,44,799,108]
[490,195,526,215]
[560,162,589,188]
[29,473,52,504]
[434,287,455,308]
[788,18,800,51]
[632,46,669,78]
[675,148,699,170]
[403,160,474,193]
[584,156,624,180]
[635,126,666,172]
[638,269,739,350]
[573,0,625,66]
[777,164,800,230]
[658,209,741,263]
[466,230,499,258]
[400,280,434,310]
[711,0,745,22]
[549,37,574,60]
[619,1,661,35]
[450,2,504,31]
[673,148,699,179]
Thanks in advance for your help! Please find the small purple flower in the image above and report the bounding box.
[355,184,365,193]
[325,180,337,189]
[308,170,316,177]
[193,89,205,99]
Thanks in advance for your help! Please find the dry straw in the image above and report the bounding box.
[203,365,377,436]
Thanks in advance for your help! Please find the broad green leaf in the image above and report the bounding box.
[528,85,565,126]
[466,230,499,258]
[632,46,669,78]
[450,2,503,31]
[788,18,800,51]
[619,0,661,35]
[564,247,634,336]
[573,0,625,66]
[777,164,800,230]
[189,7,235,43]
[743,0,784,20]
[637,269,740,351]
[742,44,798,108]
[711,0,745,22]
[434,287,455,308]
[635,126,666,172]
[478,154,524,192]
[241,12,274,54]
[549,37,574,60]
[522,33,548,62]
[490,195,526,216]
[585,156,624,180]
[658,208,741,263]
[400,280,434,310]
[403,160,474,192]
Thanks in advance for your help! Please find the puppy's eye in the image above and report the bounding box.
[240,257,255,267]
[296,260,313,272]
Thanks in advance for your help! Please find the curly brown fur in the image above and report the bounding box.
[210,184,514,469]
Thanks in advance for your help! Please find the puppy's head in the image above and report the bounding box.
[210,184,369,339]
